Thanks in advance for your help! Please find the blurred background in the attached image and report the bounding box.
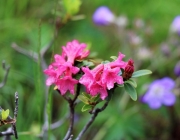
[0,0,180,139]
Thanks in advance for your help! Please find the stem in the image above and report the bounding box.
[0,61,10,88]
[75,100,109,140]
[62,83,81,140]
[13,92,19,139]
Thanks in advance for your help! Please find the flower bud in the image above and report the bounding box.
[123,59,134,80]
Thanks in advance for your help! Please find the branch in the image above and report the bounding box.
[11,43,38,62]
[38,113,69,138]
[12,92,19,139]
[0,60,10,88]
[75,100,109,140]
[0,127,14,137]
[60,84,81,140]
[50,113,69,130]
[0,92,19,139]
[40,39,55,57]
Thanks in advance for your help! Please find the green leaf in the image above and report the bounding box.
[110,56,117,60]
[82,92,91,99]
[1,109,9,120]
[78,95,89,104]
[124,83,137,101]
[91,94,100,102]
[62,0,82,16]
[125,79,137,88]
[117,84,124,87]
[132,70,152,78]
[81,104,92,112]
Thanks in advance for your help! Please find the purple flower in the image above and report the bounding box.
[174,61,180,76]
[171,16,180,35]
[92,6,115,25]
[142,77,176,109]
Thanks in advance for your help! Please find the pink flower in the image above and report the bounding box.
[79,67,94,91]
[108,52,127,69]
[79,52,127,100]
[44,65,57,86]
[79,66,108,99]
[102,66,123,90]
[44,50,81,95]
[62,40,90,64]
[56,76,78,95]
[89,82,108,100]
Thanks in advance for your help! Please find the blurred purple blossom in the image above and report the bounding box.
[174,61,180,76]
[161,43,170,56]
[92,6,115,25]
[142,77,176,109]
[171,16,180,35]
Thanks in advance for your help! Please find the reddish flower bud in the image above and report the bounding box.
[123,59,134,80]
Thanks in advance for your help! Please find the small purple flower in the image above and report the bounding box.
[174,61,180,76]
[171,16,180,35]
[142,77,176,109]
[92,6,115,25]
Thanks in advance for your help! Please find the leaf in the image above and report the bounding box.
[117,84,124,87]
[110,56,117,60]
[82,92,91,99]
[78,95,89,104]
[124,83,137,101]
[1,109,9,121]
[81,104,92,112]
[132,70,152,78]
[125,79,137,88]
[62,0,82,16]
[91,94,100,102]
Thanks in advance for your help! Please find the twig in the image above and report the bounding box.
[0,92,19,139]
[50,113,69,130]
[11,43,38,62]
[11,38,55,139]
[75,100,109,140]
[38,113,69,138]
[61,84,81,140]
[0,60,10,88]
[0,127,13,137]
[12,92,19,139]
[40,39,55,57]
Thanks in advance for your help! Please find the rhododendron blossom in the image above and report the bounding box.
[79,52,128,100]
[44,40,89,95]
[62,40,90,64]
[44,40,135,100]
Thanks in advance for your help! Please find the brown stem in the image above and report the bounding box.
[75,100,109,140]
[61,83,81,140]
[0,61,10,88]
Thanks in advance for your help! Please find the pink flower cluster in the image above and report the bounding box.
[44,40,130,100]
[44,40,89,95]
[79,53,127,100]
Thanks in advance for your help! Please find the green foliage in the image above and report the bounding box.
[125,78,137,88]
[0,109,9,121]
[132,70,152,78]
[62,0,82,16]
[78,92,101,112]
[124,83,137,101]
[81,104,92,112]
